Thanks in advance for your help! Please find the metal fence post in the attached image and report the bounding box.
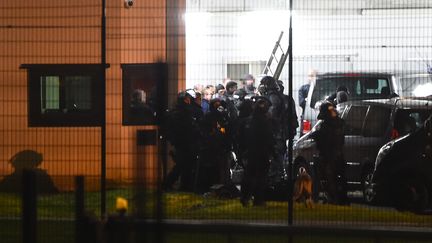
[75,176,85,243]
[100,0,107,220]
[22,169,37,243]
[287,0,294,227]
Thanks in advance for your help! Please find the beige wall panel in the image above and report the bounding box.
[0,0,182,189]
[106,79,122,95]
[0,72,26,87]
[1,116,27,131]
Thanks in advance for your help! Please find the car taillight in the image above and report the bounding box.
[303,120,311,134]
[391,129,399,139]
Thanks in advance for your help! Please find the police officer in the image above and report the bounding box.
[311,101,348,205]
[185,88,204,122]
[259,76,286,185]
[198,99,233,192]
[277,80,299,141]
[163,91,201,192]
[239,97,274,206]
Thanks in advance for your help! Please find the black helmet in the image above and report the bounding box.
[209,98,227,113]
[317,101,336,120]
[260,76,279,93]
[177,90,194,105]
[185,89,196,99]
[257,83,267,95]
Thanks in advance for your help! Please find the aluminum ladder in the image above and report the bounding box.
[262,31,289,81]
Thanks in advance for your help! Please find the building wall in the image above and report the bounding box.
[185,5,432,101]
[0,0,185,190]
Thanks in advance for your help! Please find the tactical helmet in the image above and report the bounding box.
[259,76,279,92]
[177,90,194,105]
[209,98,227,113]
[257,83,267,95]
[317,101,336,120]
[185,89,197,99]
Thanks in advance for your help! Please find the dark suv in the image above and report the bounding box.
[293,97,432,202]
[301,72,432,135]
[368,114,432,212]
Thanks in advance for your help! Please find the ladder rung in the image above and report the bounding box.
[261,31,285,75]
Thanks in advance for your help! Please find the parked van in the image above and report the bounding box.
[300,71,432,135]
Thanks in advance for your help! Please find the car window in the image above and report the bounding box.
[343,105,368,135]
[394,109,431,136]
[363,106,391,137]
[365,79,389,94]
[398,75,432,97]
[310,76,391,108]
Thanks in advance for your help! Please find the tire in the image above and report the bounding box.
[362,171,378,204]
[393,178,429,213]
[361,166,381,205]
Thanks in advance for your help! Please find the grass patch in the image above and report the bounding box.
[0,190,431,227]
[1,189,431,243]
[162,193,432,226]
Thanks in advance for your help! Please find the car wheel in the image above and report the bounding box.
[363,171,377,204]
[393,178,429,213]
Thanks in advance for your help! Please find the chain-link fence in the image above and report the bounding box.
[1,0,432,242]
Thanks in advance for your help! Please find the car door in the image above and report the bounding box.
[343,105,391,186]
[342,105,369,187]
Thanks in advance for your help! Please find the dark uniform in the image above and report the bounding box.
[197,99,232,192]
[163,91,201,192]
[185,88,204,122]
[259,76,286,184]
[277,80,299,141]
[298,83,310,114]
[239,98,274,206]
[311,101,348,204]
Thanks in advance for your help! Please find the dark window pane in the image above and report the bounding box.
[364,78,388,94]
[394,109,431,136]
[344,106,368,135]
[64,76,92,111]
[363,106,391,137]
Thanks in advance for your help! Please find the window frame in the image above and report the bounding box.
[121,63,167,126]
[21,64,106,127]
[362,105,391,137]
